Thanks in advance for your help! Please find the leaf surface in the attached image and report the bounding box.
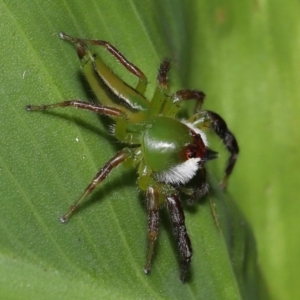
[4,0,299,299]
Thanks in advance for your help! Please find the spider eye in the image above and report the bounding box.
[183,133,206,161]
[188,152,195,158]
[186,149,197,159]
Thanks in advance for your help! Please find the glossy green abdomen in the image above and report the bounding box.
[142,116,193,172]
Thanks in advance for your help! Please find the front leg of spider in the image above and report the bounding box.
[180,168,209,205]
[26,32,239,282]
[207,111,239,188]
[190,110,239,189]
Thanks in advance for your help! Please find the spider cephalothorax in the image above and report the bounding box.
[27,32,239,281]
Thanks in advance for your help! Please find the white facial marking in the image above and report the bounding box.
[155,158,200,185]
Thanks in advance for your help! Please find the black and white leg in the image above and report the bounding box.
[180,168,209,205]
[166,193,192,282]
[205,110,239,188]
[144,186,160,274]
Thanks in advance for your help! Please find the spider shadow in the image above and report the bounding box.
[34,71,138,215]
[30,72,117,141]
[75,72,124,145]
[61,73,143,214]
[34,109,111,140]
[75,167,137,215]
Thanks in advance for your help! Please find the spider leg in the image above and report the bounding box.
[180,168,209,205]
[144,186,160,275]
[192,168,209,202]
[163,89,206,117]
[60,32,148,95]
[203,110,239,189]
[59,148,131,223]
[157,59,171,90]
[166,194,192,282]
[26,100,124,118]
[150,60,171,116]
[173,89,206,108]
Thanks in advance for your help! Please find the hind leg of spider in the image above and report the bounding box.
[166,193,192,282]
[144,186,160,275]
[60,148,131,223]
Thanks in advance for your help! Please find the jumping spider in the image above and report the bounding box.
[27,32,239,281]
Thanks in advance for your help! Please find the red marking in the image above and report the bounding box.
[182,130,206,160]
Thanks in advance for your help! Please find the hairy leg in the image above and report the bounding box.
[164,89,206,117]
[144,186,160,274]
[205,110,239,188]
[180,168,209,205]
[60,32,148,94]
[157,59,171,90]
[150,60,171,115]
[166,194,192,282]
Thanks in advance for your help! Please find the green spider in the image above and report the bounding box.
[27,32,239,281]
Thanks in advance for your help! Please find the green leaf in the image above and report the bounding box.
[3,0,299,299]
